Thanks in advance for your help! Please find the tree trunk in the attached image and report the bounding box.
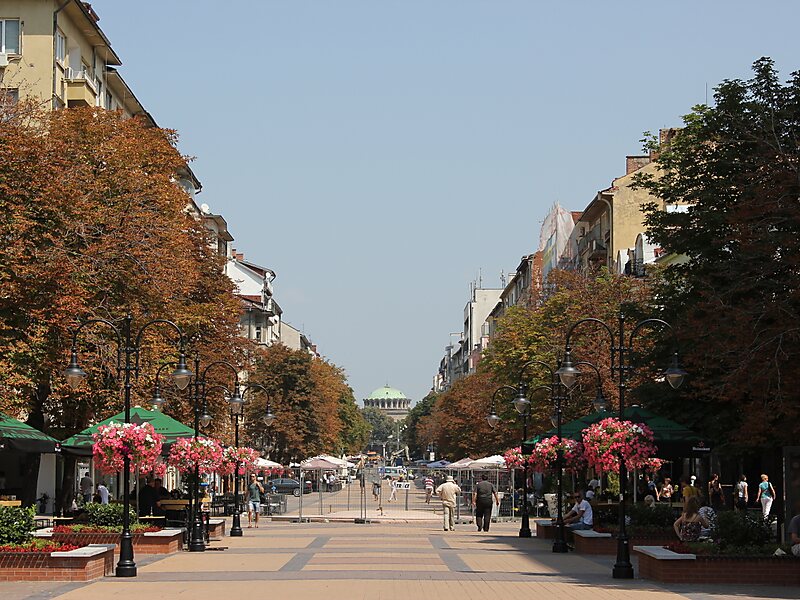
[57,454,77,515]
[21,384,48,508]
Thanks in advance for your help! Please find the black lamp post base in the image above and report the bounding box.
[518,527,532,538]
[230,513,243,537]
[612,563,634,579]
[115,562,137,577]
[552,539,569,553]
[188,541,206,552]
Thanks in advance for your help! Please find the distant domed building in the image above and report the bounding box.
[363,385,411,421]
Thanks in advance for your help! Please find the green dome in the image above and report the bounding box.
[366,385,408,400]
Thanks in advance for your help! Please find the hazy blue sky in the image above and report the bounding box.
[95,1,799,404]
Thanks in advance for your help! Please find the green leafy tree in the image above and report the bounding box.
[634,57,800,447]
[360,406,395,444]
[403,391,437,458]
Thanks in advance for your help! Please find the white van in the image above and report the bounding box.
[380,466,407,480]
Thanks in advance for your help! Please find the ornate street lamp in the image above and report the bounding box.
[486,382,532,538]
[556,313,686,579]
[185,356,242,552]
[64,315,190,577]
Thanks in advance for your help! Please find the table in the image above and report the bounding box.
[0,500,21,507]
[140,515,166,525]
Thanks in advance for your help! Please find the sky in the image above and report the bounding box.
[93,1,800,405]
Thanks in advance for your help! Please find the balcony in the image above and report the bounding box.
[64,69,98,107]
[577,226,606,261]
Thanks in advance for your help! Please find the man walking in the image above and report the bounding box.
[246,474,265,528]
[424,475,434,504]
[436,475,461,531]
[79,473,93,505]
[472,473,500,532]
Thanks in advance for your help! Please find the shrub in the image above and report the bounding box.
[84,503,137,527]
[714,511,773,549]
[629,504,677,528]
[0,506,35,545]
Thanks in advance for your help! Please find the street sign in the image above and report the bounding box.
[396,482,412,489]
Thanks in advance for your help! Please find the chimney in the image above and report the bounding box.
[625,156,651,175]
[82,3,100,22]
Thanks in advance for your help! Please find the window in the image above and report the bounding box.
[1,19,20,54]
[0,87,18,106]
[55,29,65,63]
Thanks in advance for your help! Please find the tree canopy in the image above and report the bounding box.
[635,57,800,448]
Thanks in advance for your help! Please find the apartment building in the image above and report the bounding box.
[1,1,141,114]
[487,252,543,338]
[434,284,501,392]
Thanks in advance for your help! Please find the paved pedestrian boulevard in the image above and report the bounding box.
[10,521,797,599]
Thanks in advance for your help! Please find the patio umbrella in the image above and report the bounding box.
[448,457,474,468]
[426,460,451,468]
[300,457,342,470]
[255,457,282,469]
[469,455,506,469]
[0,412,60,453]
[60,406,195,456]
[528,405,710,458]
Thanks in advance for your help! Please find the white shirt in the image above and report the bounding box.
[574,499,593,525]
[737,481,748,497]
[97,485,109,504]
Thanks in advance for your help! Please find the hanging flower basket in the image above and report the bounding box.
[581,417,657,472]
[503,446,525,470]
[92,422,164,474]
[167,437,224,474]
[141,459,168,480]
[527,437,587,474]
[219,446,261,476]
[640,457,664,473]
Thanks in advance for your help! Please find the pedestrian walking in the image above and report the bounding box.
[436,475,461,531]
[756,473,776,518]
[79,473,93,505]
[388,477,401,502]
[660,478,673,503]
[472,473,499,532]
[96,481,109,504]
[707,473,725,511]
[246,474,264,528]
[735,475,748,511]
[424,475,434,504]
[372,478,381,501]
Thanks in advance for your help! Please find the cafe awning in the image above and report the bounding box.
[60,406,195,456]
[529,405,710,458]
[0,412,60,453]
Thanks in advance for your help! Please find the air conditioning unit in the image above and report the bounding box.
[0,54,9,68]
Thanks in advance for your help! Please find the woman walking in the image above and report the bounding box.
[707,473,725,511]
[735,475,748,512]
[756,474,776,518]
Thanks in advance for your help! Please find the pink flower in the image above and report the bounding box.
[581,418,658,471]
[92,422,164,475]
[167,437,224,474]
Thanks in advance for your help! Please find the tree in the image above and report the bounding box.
[634,58,800,447]
[0,103,242,508]
[482,267,661,427]
[361,406,395,444]
[403,391,437,458]
[241,344,366,462]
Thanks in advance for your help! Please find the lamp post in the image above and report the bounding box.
[486,383,532,538]
[556,313,686,579]
[64,315,192,577]
[186,355,243,552]
[231,383,275,537]
[524,360,606,553]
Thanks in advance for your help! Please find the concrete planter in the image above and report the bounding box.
[208,519,225,540]
[574,530,674,554]
[0,544,114,581]
[634,545,800,586]
[48,528,183,554]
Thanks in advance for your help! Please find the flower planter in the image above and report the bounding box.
[634,545,800,586]
[208,518,225,540]
[533,519,573,542]
[0,543,114,581]
[575,530,674,554]
[48,528,183,554]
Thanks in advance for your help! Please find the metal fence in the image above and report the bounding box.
[269,463,520,523]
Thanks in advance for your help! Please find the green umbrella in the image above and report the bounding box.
[0,412,60,453]
[528,405,710,458]
[60,406,196,456]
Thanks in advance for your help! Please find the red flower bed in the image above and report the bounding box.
[0,542,80,553]
[52,525,160,534]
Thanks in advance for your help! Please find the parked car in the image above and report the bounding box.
[266,478,312,497]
